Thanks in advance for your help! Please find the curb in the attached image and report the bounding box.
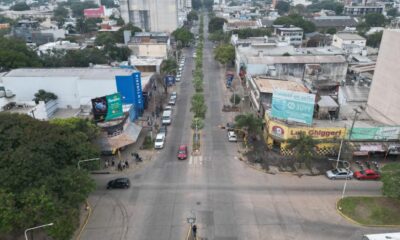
[335,198,400,228]
[76,200,92,240]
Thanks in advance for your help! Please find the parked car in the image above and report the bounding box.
[107,178,130,189]
[228,131,237,142]
[171,91,177,99]
[164,105,173,111]
[168,96,176,105]
[154,133,166,149]
[326,168,353,180]
[158,125,167,136]
[226,122,235,131]
[354,169,381,180]
[177,73,181,79]
[177,145,188,160]
[176,76,181,82]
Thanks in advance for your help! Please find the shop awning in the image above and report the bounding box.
[97,122,142,153]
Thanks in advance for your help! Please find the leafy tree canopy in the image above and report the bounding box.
[33,89,58,103]
[187,10,199,22]
[366,31,383,48]
[101,0,117,8]
[172,27,194,47]
[115,23,142,43]
[0,37,42,71]
[70,1,98,17]
[208,17,226,33]
[387,8,399,18]
[364,13,386,27]
[10,2,30,11]
[287,131,318,164]
[234,113,263,136]
[274,14,316,33]
[214,44,235,65]
[275,1,290,15]
[0,113,99,240]
[232,28,271,38]
[307,0,344,15]
[161,58,178,74]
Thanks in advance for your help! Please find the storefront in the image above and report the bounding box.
[264,114,346,156]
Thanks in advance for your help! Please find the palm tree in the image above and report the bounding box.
[234,113,263,142]
[286,132,318,166]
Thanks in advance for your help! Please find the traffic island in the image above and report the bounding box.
[337,196,400,227]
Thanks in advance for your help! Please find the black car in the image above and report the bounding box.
[107,178,130,189]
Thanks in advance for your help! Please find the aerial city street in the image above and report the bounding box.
[0,0,400,240]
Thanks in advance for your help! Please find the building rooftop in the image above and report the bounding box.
[226,20,260,28]
[310,16,358,28]
[335,33,366,41]
[340,85,370,102]
[134,32,168,37]
[254,77,309,93]
[129,56,163,66]
[247,55,347,65]
[3,68,148,80]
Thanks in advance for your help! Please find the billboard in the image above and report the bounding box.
[91,93,123,122]
[132,72,144,111]
[271,90,315,125]
[349,127,400,140]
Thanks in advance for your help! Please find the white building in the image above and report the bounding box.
[332,33,366,55]
[0,68,152,110]
[119,0,179,33]
[273,25,304,46]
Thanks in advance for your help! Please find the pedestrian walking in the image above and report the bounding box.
[105,160,109,168]
[117,162,122,171]
[125,160,129,168]
[121,161,125,170]
[192,225,197,239]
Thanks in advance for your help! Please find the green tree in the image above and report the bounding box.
[307,0,344,15]
[187,10,199,22]
[387,8,399,18]
[366,31,383,47]
[191,93,207,118]
[274,14,316,33]
[95,32,116,48]
[10,2,30,11]
[0,37,42,71]
[326,27,337,35]
[230,94,241,105]
[356,22,370,36]
[54,5,69,18]
[161,58,178,74]
[234,113,263,138]
[51,117,99,140]
[364,13,386,27]
[115,23,142,43]
[208,30,231,43]
[232,28,272,38]
[0,113,98,240]
[192,0,201,10]
[208,17,226,33]
[286,132,318,164]
[71,1,98,17]
[172,27,194,47]
[101,0,117,8]
[33,89,58,103]
[76,17,102,33]
[381,163,400,198]
[214,44,235,65]
[276,1,290,15]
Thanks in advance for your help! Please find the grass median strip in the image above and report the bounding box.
[338,196,400,226]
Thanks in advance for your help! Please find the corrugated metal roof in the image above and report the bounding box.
[4,68,143,80]
[247,55,346,64]
[254,78,309,93]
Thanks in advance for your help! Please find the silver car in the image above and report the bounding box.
[326,168,353,180]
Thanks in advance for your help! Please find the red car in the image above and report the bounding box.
[177,145,188,160]
[353,169,380,180]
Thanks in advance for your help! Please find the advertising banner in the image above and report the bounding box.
[350,127,400,140]
[91,93,123,122]
[132,72,144,111]
[271,90,315,125]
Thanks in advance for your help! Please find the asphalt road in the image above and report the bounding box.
[81,16,392,240]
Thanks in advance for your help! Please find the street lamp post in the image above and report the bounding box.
[24,223,53,240]
[77,158,100,170]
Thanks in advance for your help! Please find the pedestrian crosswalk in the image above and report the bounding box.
[189,155,203,165]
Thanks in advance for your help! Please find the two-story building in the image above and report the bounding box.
[273,25,304,47]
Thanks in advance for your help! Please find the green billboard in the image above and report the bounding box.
[349,127,400,140]
[91,93,123,122]
[271,90,316,125]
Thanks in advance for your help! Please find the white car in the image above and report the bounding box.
[176,73,181,79]
[326,168,353,180]
[228,131,237,142]
[168,96,176,105]
[164,105,173,111]
[176,76,181,82]
[171,92,177,100]
[154,133,165,149]
[179,67,183,72]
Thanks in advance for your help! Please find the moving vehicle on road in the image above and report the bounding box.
[228,131,237,142]
[353,169,380,180]
[326,168,353,180]
[162,110,172,125]
[177,145,188,160]
[154,133,166,149]
[107,178,130,189]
